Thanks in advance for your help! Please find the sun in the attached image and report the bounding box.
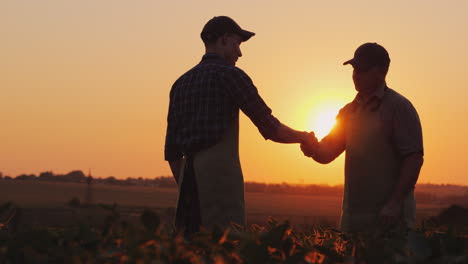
[293,89,351,142]
[307,103,342,140]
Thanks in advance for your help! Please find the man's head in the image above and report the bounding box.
[343,43,390,94]
[201,16,255,66]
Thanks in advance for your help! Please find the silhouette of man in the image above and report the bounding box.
[165,16,310,233]
[301,43,424,233]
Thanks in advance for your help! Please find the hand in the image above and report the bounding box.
[300,132,318,157]
[298,131,313,144]
[378,200,401,228]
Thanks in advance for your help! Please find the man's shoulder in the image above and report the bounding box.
[171,62,225,85]
[336,101,357,120]
[211,66,253,86]
[384,87,417,111]
[221,65,250,77]
[170,63,251,95]
[177,62,248,79]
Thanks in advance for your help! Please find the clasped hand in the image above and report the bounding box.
[300,131,318,157]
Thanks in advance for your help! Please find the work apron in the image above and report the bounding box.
[175,118,245,233]
[340,101,415,233]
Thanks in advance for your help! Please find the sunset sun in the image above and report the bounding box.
[306,102,343,140]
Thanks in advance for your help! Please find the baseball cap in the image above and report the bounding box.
[343,42,390,70]
[201,16,255,43]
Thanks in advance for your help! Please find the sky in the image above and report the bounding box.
[2,0,468,185]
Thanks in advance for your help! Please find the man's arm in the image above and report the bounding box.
[389,153,424,204]
[380,98,424,224]
[301,106,348,163]
[379,152,424,222]
[301,133,345,164]
[165,88,184,184]
[223,68,308,144]
[269,124,310,144]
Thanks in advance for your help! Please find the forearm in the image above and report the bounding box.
[269,124,308,144]
[302,135,345,164]
[311,144,339,164]
[168,158,184,184]
[307,142,343,164]
[388,153,424,205]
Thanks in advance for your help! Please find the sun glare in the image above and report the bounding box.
[307,103,342,140]
[292,89,353,142]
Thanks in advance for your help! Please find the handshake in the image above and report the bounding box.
[299,131,319,158]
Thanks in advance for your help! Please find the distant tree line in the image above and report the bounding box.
[244,181,344,196]
[0,171,467,204]
[0,170,342,194]
[0,170,177,188]
[0,170,89,183]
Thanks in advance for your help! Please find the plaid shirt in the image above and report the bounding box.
[164,53,281,161]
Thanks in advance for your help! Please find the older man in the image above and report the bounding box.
[165,16,309,233]
[301,43,424,233]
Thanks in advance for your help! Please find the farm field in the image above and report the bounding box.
[1,180,467,263]
[0,180,445,229]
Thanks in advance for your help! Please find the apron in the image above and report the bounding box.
[175,118,245,233]
[340,100,416,233]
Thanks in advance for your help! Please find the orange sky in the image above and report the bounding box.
[2,1,468,185]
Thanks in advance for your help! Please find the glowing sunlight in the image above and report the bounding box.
[307,102,343,140]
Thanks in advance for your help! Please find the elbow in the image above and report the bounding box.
[314,156,334,164]
[311,153,335,164]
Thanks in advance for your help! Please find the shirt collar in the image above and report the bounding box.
[355,82,387,105]
[201,53,228,64]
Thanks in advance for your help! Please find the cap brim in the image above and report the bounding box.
[239,30,255,42]
[343,58,354,65]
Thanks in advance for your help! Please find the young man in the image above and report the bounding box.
[165,16,310,233]
[301,43,424,233]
